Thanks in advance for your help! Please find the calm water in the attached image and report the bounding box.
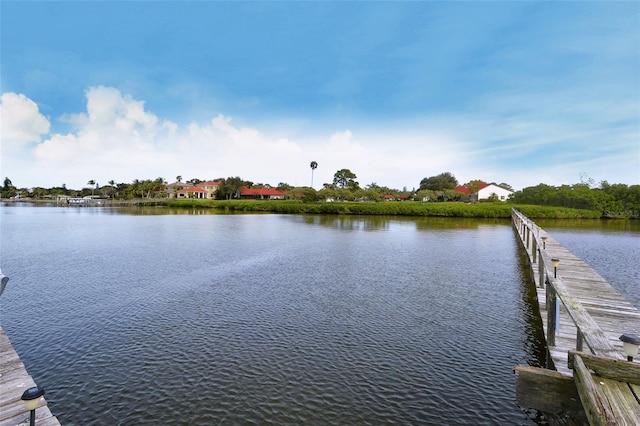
[0,204,634,425]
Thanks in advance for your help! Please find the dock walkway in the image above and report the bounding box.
[512,209,640,424]
[0,326,60,426]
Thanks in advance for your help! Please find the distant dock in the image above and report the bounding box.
[512,208,640,424]
[0,326,60,426]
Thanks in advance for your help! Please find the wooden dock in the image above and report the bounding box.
[512,209,640,425]
[0,326,60,426]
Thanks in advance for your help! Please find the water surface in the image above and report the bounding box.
[5,205,615,424]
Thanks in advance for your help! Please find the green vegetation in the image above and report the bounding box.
[160,199,599,219]
[2,170,637,219]
[510,182,640,219]
[419,171,458,191]
[1,177,168,200]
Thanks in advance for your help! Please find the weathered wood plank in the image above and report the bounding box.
[513,365,587,422]
[572,355,616,426]
[597,377,640,425]
[568,351,640,386]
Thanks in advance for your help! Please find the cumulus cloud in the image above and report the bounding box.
[0,92,51,149]
[29,87,179,185]
[63,86,163,133]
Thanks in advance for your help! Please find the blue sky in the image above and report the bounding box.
[1,1,638,191]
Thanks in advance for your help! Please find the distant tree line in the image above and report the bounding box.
[509,182,640,218]
[1,177,168,200]
[2,172,638,218]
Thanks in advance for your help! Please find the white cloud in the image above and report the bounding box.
[0,92,51,150]
[2,86,637,191]
[64,86,161,132]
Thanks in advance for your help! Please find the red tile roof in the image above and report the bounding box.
[454,185,471,195]
[240,187,285,196]
[455,182,492,194]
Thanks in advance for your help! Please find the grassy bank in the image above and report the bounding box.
[159,199,601,219]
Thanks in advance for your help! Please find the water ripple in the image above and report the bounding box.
[0,209,551,425]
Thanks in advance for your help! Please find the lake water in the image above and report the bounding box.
[0,204,637,425]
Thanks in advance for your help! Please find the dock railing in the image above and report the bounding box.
[512,208,640,424]
[511,208,622,360]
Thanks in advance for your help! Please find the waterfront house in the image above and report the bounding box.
[454,182,513,202]
[166,181,189,198]
[477,183,513,201]
[176,186,210,199]
[239,186,286,200]
[172,180,222,199]
[197,181,222,194]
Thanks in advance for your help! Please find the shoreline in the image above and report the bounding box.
[1,198,612,219]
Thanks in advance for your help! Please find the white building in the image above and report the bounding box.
[477,183,513,202]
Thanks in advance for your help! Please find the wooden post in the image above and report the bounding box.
[547,280,557,346]
[576,329,583,352]
[526,227,530,250]
[538,255,545,288]
[532,238,537,264]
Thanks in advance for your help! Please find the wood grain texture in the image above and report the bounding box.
[0,326,60,426]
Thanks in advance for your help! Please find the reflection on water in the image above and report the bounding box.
[296,214,510,232]
[535,218,640,233]
[297,215,392,231]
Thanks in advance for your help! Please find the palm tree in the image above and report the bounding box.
[310,161,318,188]
[87,179,95,196]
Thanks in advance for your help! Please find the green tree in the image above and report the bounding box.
[87,179,96,196]
[3,177,13,190]
[464,180,485,194]
[130,179,142,198]
[509,183,556,205]
[333,169,359,189]
[1,177,16,198]
[364,185,385,202]
[416,189,436,202]
[301,187,318,202]
[31,187,48,198]
[104,180,116,198]
[419,172,458,191]
[116,182,131,199]
[277,182,293,191]
[318,185,337,201]
[216,177,246,200]
[147,178,167,198]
